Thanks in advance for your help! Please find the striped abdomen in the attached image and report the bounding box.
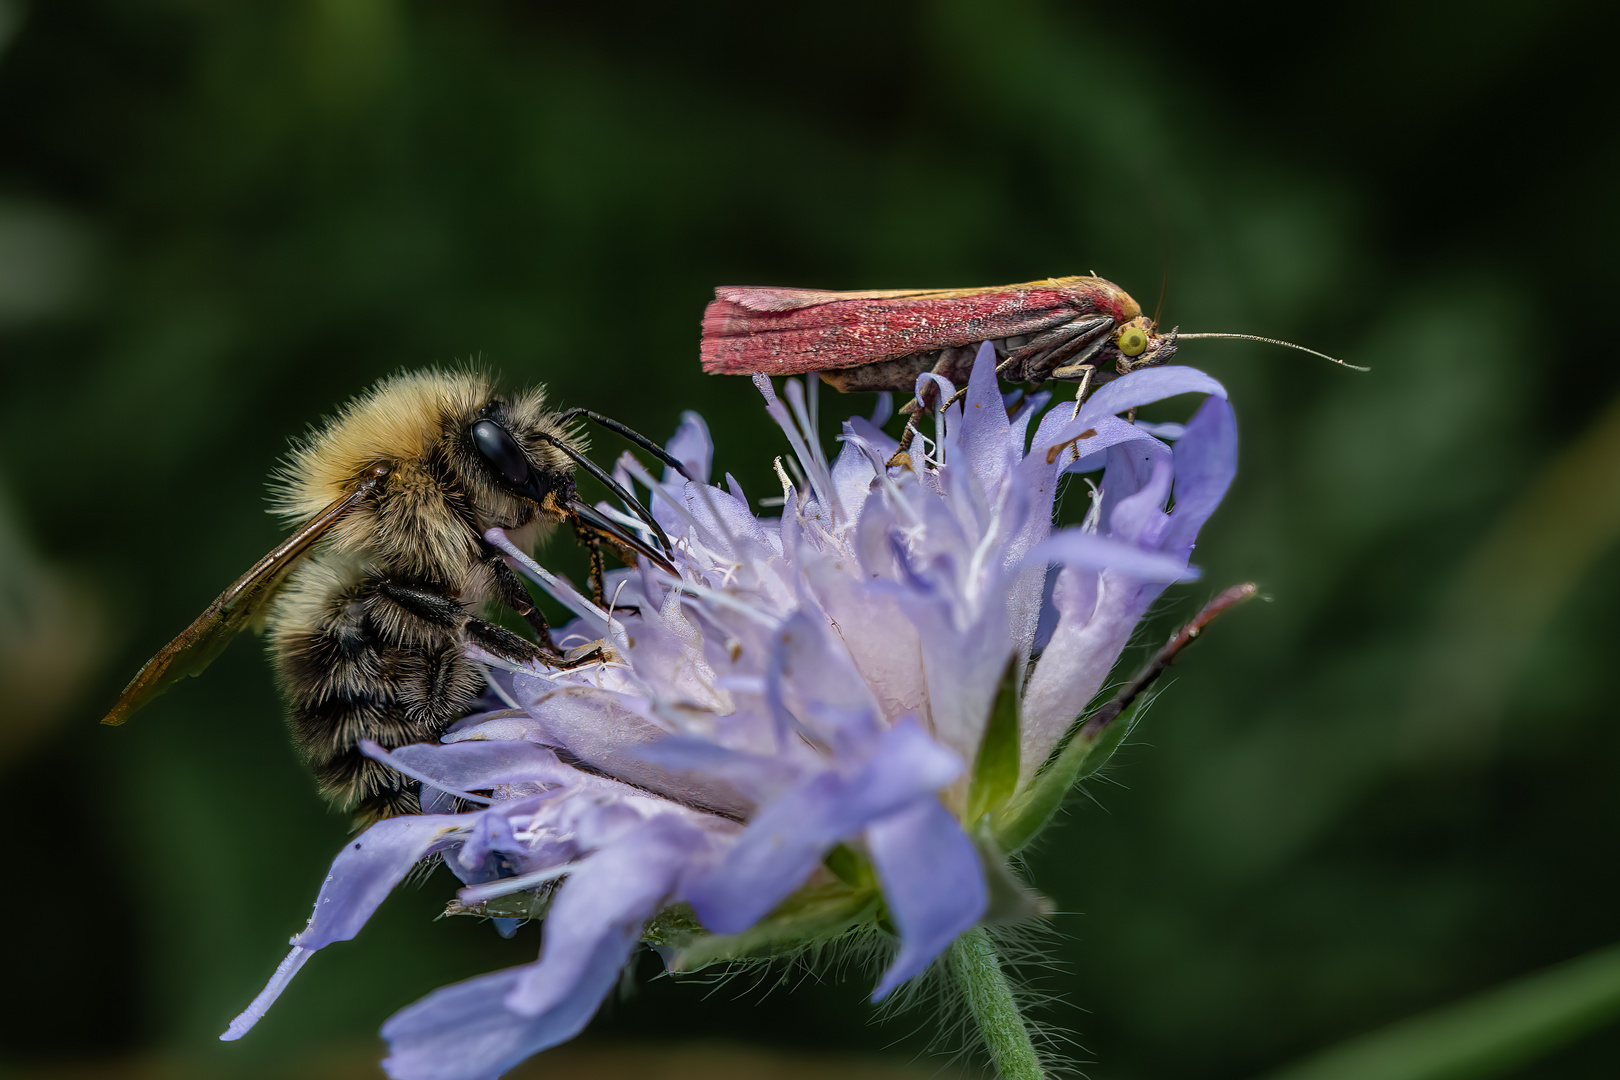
[270,559,488,823]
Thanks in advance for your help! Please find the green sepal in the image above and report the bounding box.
[665,881,880,972]
[824,843,876,890]
[992,696,1144,853]
[641,903,705,950]
[964,654,1023,826]
[971,818,1051,925]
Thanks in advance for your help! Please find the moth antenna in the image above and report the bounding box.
[1177,332,1370,372]
[1152,267,1169,328]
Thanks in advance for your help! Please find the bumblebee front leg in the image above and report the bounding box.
[476,543,559,654]
[571,517,608,609]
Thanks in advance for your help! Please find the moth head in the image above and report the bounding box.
[1115,317,1153,358]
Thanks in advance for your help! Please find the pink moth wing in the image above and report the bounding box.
[700,276,1140,376]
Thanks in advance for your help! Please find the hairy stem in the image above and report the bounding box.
[948,927,1045,1080]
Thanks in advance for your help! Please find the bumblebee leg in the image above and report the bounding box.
[478,543,559,653]
[571,517,608,609]
[376,577,547,665]
[374,578,467,627]
[464,617,545,665]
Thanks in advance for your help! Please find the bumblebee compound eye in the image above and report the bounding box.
[1117,318,1151,358]
[470,419,533,487]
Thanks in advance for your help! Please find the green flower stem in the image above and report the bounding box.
[948,927,1045,1080]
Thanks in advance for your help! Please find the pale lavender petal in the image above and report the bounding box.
[1020,568,1171,776]
[867,797,986,999]
[380,966,597,1080]
[688,721,962,933]
[221,814,467,1040]
[443,714,552,744]
[297,815,468,950]
[1030,413,1149,474]
[1160,395,1238,558]
[960,343,1015,496]
[765,610,884,750]
[665,410,712,484]
[1027,528,1198,583]
[846,413,899,459]
[1078,364,1226,423]
[508,679,752,818]
[507,816,708,1017]
[1103,452,1173,545]
[1134,419,1186,440]
[914,601,1013,765]
[364,739,572,798]
[634,736,802,802]
[684,480,775,554]
[220,946,314,1041]
[802,557,927,726]
[829,435,877,529]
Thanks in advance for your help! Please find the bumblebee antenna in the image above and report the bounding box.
[552,408,696,482]
[534,433,675,558]
[1179,333,1367,372]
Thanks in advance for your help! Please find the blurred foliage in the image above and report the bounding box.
[1257,944,1620,1080]
[1,0,1617,1078]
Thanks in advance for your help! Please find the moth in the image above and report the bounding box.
[702,275,1359,455]
[701,275,1172,398]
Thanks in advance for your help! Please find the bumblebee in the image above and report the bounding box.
[101,369,680,822]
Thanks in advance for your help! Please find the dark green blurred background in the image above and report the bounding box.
[2,1,1617,1078]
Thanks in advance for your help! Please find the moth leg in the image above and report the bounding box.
[1053,364,1099,466]
[890,345,986,464]
[888,315,1115,467]
[889,368,995,466]
[1025,317,1115,383]
[571,516,608,609]
[1002,316,1113,383]
[477,543,560,654]
[897,345,978,416]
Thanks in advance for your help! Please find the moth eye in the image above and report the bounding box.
[1118,324,1149,357]
[470,419,532,486]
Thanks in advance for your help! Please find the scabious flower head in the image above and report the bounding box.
[222,345,1236,1080]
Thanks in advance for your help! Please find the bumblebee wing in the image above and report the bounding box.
[100,478,379,726]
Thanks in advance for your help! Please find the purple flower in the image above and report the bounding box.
[222,345,1236,1080]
